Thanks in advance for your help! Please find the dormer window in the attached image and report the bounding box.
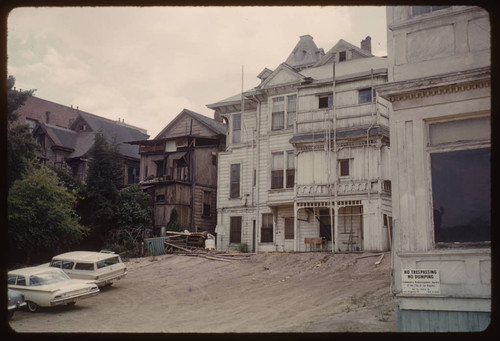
[339,51,346,62]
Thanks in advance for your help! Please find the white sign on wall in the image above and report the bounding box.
[401,269,441,295]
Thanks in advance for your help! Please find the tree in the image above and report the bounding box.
[8,166,89,265]
[7,75,40,189]
[81,131,125,245]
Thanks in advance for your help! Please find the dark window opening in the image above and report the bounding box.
[230,216,242,243]
[261,213,273,243]
[230,164,240,198]
[203,191,211,217]
[319,209,333,240]
[318,94,333,109]
[431,148,490,244]
[339,51,346,62]
[232,114,241,143]
[339,159,350,177]
[285,218,294,239]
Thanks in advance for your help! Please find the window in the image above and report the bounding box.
[8,275,17,285]
[156,194,165,202]
[271,97,284,130]
[232,114,241,143]
[75,263,94,270]
[203,191,211,217]
[359,88,375,104]
[271,151,295,189]
[286,151,295,188]
[230,164,240,198]
[230,216,242,243]
[339,159,350,177]
[97,257,120,269]
[271,153,284,189]
[261,213,273,243]
[339,51,346,62]
[411,6,450,17]
[272,95,296,130]
[287,95,297,128]
[16,276,26,286]
[318,94,333,109]
[285,218,294,239]
[428,117,490,244]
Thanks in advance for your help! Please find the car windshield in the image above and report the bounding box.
[29,270,71,286]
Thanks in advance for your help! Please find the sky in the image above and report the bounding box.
[7,6,387,138]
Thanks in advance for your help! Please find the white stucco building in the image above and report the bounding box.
[377,6,491,331]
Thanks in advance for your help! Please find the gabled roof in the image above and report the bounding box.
[154,108,227,140]
[69,112,149,159]
[315,39,373,67]
[35,123,78,150]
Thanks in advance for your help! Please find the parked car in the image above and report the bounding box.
[8,289,27,320]
[8,267,99,313]
[49,251,127,287]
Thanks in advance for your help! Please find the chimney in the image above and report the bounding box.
[361,36,372,54]
[214,111,223,123]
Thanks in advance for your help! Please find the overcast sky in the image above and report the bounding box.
[7,6,387,138]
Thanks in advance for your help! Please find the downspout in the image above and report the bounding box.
[332,61,338,253]
[251,93,262,254]
[366,68,375,203]
[190,146,195,232]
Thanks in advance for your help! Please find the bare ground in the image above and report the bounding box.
[8,251,397,333]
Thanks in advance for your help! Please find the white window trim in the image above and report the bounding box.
[270,94,297,132]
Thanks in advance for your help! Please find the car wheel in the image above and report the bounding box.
[66,302,76,306]
[27,301,39,313]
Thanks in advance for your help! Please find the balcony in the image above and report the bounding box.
[141,166,190,183]
[296,180,391,197]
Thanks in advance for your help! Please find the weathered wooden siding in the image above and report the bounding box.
[192,186,217,233]
[193,147,218,186]
[158,115,217,139]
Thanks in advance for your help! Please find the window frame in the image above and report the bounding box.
[339,159,350,178]
[202,191,211,217]
[229,163,241,199]
[411,6,451,17]
[232,113,241,144]
[229,216,242,244]
[270,151,295,190]
[261,213,274,243]
[426,115,491,247]
[318,93,333,109]
[270,94,297,131]
[358,88,376,104]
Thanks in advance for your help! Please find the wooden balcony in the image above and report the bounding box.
[296,180,391,197]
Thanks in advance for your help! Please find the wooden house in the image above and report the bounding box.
[207,35,392,253]
[30,98,148,184]
[127,109,227,235]
[377,6,490,331]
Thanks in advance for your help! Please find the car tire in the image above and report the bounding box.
[27,301,39,313]
[66,302,76,306]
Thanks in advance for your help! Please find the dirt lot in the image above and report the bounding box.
[9,251,397,333]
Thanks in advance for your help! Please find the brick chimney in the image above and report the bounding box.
[361,36,371,54]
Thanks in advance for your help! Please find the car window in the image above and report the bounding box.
[50,260,62,268]
[62,261,74,269]
[16,276,26,286]
[8,275,17,285]
[97,256,120,269]
[75,263,94,270]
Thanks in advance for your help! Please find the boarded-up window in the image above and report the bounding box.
[285,218,294,239]
[261,213,273,243]
[202,191,211,217]
[271,153,284,189]
[230,216,242,243]
[230,164,240,198]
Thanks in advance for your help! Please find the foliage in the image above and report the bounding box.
[166,207,183,232]
[81,131,124,241]
[47,162,85,196]
[8,166,89,264]
[7,75,40,189]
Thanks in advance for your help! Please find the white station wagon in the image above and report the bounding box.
[8,267,99,312]
[49,251,127,287]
